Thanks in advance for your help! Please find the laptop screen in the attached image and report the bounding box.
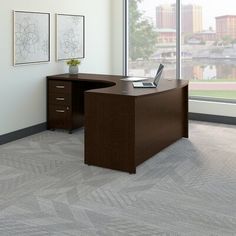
[154,64,164,86]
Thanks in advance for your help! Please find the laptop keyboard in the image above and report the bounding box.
[143,82,153,86]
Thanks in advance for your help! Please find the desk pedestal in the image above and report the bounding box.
[85,85,188,174]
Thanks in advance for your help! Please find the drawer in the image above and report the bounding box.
[48,105,71,129]
[48,80,71,94]
[48,93,71,106]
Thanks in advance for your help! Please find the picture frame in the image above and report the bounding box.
[56,14,85,61]
[13,11,50,65]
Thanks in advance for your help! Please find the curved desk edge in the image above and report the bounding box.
[47,73,188,97]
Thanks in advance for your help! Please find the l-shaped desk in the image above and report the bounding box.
[47,73,188,173]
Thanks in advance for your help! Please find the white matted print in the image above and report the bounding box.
[13,11,50,65]
[56,14,85,60]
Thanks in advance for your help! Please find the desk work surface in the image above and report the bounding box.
[47,73,188,96]
[47,73,189,173]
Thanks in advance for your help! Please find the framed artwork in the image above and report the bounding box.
[13,11,50,65]
[56,14,85,61]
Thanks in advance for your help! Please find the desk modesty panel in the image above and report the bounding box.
[47,73,189,173]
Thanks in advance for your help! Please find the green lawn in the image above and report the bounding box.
[189,90,236,100]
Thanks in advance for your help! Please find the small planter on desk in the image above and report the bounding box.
[67,59,81,74]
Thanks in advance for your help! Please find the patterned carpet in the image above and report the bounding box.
[0,121,236,236]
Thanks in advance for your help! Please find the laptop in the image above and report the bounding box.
[133,64,164,88]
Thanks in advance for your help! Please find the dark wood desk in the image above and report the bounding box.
[47,73,188,173]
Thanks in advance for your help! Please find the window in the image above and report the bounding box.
[181,0,236,101]
[127,0,176,79]
[126,0,236,102]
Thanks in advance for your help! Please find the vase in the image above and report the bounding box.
[69,65,79,74]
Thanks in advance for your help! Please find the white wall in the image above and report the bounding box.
[189,100,236,117]
[0,0,112,135]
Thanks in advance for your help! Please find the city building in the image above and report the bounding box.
[156,4,176,29]
[216,15,236,40]
[182,4,202,33]
[156,4,202,34]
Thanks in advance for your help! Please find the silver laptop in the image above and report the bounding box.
[133,64,164,88]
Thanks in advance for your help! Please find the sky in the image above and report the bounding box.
[139,0,236,30]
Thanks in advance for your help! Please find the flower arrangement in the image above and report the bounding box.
[66,59,81,66]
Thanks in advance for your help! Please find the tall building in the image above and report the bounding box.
[156,4,176,29]
[182,5,202,33]
[156,4,202,34]
[216,15,236,40]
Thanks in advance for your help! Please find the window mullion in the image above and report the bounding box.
[176,0,181,80]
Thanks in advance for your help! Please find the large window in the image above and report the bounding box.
[126,0,236,102]
[127,0,176,79]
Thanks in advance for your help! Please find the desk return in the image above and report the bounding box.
[47,74,188,173]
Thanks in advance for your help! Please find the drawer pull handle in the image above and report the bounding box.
[56,85,65,89]
[56,97,65,101]
[56,110,65,113]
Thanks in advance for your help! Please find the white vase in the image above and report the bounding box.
[69,65,79,74]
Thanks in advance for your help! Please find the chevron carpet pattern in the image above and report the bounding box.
[0,121,236,235]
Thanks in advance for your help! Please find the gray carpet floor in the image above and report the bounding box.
[0,121,236,236]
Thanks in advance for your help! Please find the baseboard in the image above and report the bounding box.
[189,113,236,125]
[0,123,47,145]
[0,114,235,145]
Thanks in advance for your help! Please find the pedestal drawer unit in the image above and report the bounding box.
[47,79,83,133]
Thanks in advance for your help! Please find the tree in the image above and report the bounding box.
[231,39,236,45]
[129,0,158,61]
[222,35,233,46]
